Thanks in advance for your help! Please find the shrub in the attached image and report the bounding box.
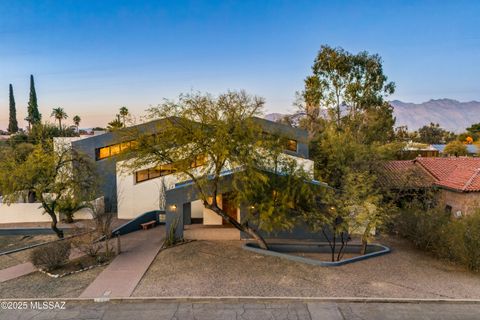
[71,230,102,258]
[395,205,449,252]
[444,213,480,272]
[30,241,71,271]
[396,205,480,272]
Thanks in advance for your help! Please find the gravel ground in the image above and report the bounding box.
[0,266,106,298]
[0,234,57,253]
[0,250,34,270]
[133,236,480,298]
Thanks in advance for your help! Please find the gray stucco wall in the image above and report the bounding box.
[71,117,309,214]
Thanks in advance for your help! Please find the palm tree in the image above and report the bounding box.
[119,106,129,127]
[51,107,68,130]
[107,114,124,131]
[73,115,81,132]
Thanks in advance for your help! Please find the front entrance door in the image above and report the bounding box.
[221,193,238,225]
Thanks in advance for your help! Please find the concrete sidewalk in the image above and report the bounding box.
[2,300,480,320]
[79,226,165,299]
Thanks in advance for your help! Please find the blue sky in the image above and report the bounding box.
[0,0,479,128]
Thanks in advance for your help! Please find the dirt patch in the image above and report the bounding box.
[133,236,480,298]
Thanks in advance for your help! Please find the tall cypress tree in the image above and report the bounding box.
[27,74,41,125]
[7,84,18,133]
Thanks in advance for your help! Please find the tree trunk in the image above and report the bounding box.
[48,211,64,239]
[360,238,368,255]
[205,203,269,250]
[64,214,74,224]
[42,203,64,239]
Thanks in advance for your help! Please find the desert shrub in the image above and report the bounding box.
[71,230,102,258]
[395,205,449,252]
[30,241,71,271]
[396,204,480,272]
[444,212,480,272]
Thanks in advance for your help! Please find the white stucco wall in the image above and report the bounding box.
[116,154,315,221]
[0,197,102,224]
[0,203,57,224]
[116,160,181,219]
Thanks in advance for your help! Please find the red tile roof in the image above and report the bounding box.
[415,157,480,192]
[376,161,435,189]
[379,157,480,192]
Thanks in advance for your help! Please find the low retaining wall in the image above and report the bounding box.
[243,242,391,266]
[0,203,57,224]
[0,197,103,224]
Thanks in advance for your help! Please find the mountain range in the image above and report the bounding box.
[265,99,480,133]
[390,99,480,132]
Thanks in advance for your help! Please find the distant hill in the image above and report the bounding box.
[264,113,286,122]
[265,99,480,133]
[390,99,480,133]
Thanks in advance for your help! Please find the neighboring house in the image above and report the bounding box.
[55,117,321,240]
[400,142,439,159]
[431,144,478,156]
[378,157,480,217]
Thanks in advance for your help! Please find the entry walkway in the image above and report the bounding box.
[80,226,165,298]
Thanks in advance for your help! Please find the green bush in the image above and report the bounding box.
[396,206,480,272]
[30,241,71,271]
[395,205,449,252]
[444,213,480,272]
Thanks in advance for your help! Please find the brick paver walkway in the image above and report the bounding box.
[79,226,165,298]
[0,262,36,283]
[0,247,84,283]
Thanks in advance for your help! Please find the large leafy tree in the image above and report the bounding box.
[123,91,314,249]
[8,84,18,134]
[27,75,41,127]
[0,142,98,238]
[416,122,454,144]
[443,140,468,157]
[297,45,395,143]
[51,107,68,130]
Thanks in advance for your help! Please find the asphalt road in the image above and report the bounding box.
[1,300,480,320]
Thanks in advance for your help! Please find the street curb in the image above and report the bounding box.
[1,297,480,304]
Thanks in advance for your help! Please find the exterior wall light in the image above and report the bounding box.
[170,204,177,211]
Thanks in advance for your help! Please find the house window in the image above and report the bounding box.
[134,156,205,184]
[135,163,178,184]
[135,170,150,183]
[95,141,135,160]
[445,205,452,214]
[191,155,207,168]
[286,139,298,152]
[98,146,111,160]
[110,144,121,156]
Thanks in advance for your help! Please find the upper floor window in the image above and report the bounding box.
[96,141,132,160]
[286,139,298,152]
[134,154,206,184]
[261,131,298,153]
[135,164,177,183]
